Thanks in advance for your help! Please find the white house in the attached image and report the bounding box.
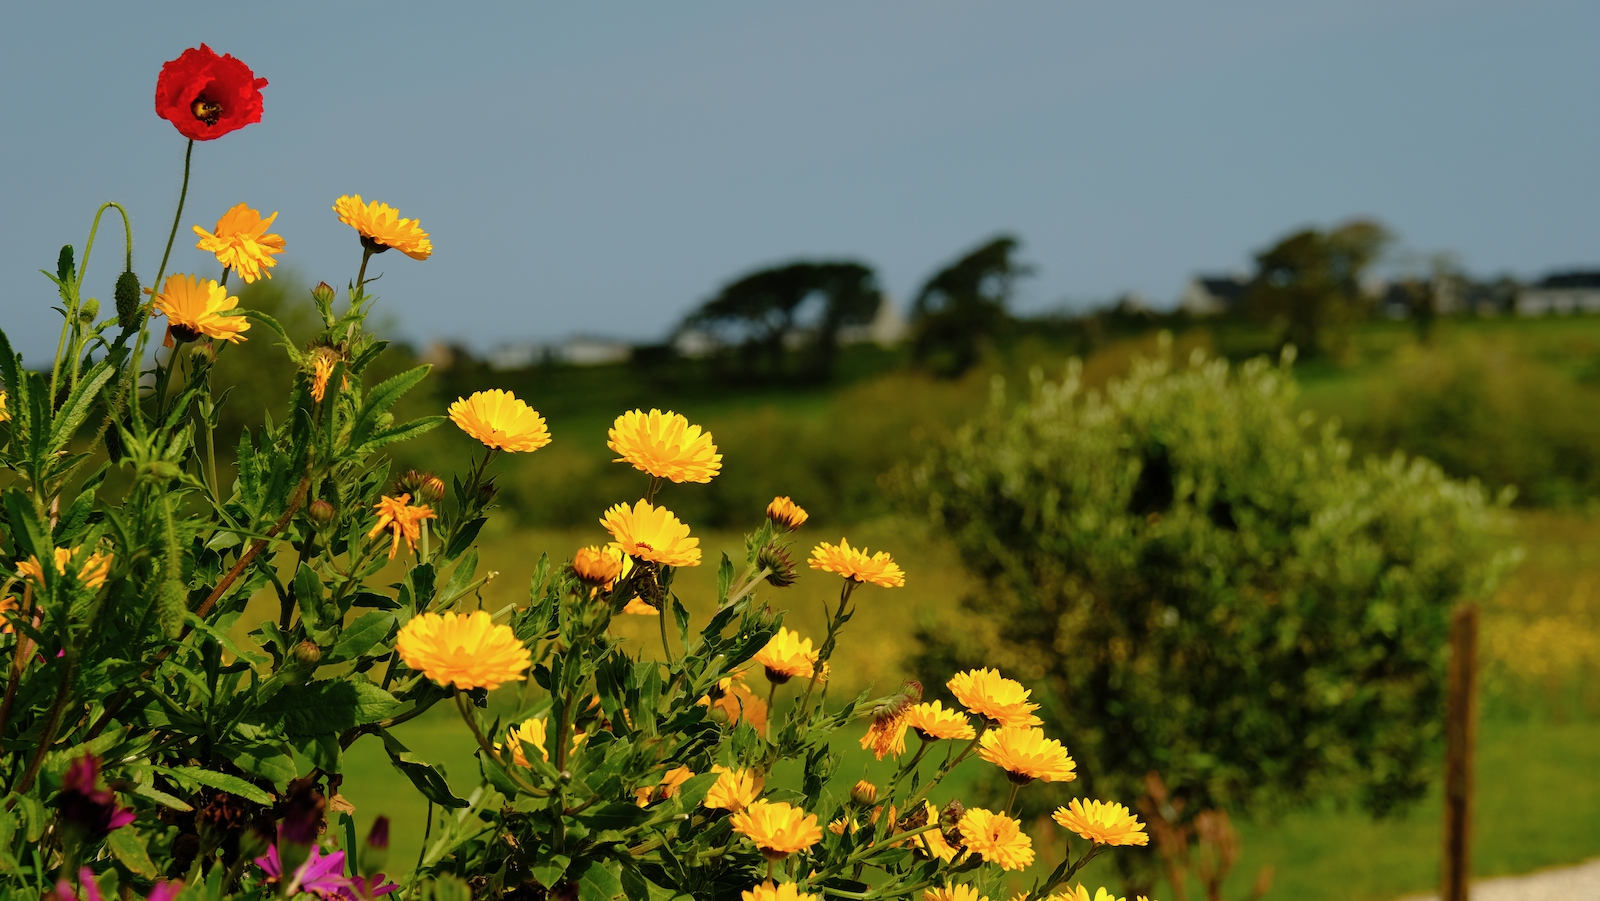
[1516,271,1600,316]
[1179,275,1249,316]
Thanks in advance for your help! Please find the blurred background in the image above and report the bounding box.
[5,3,1599,899]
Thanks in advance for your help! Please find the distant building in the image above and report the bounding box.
[1179,275,1250,316]
[1516,271,1600,316]
[486,336,634,370]
[672,328,717,359]
[838,295,908,347]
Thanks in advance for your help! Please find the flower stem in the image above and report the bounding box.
[356,247,375,291]
[153,140,194,299]
[1005,781,1021,814]
[658,601,675,664]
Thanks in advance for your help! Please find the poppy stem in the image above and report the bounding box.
[153,139,194,299]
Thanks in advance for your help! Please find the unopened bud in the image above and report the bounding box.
[850,780,878,806]
[115,271,142,330]
[757,544,797,588]
[362,815,390,876]
[418,476,446,505]
[293,641,322,667]
[79,298,100,324]
[476,482,498,506]
[308,499,336,527]
[312,282,336,305]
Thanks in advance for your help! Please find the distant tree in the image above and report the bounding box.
[1246,220,1391,357]
[683,261,880,382]
[910,235,1030,377]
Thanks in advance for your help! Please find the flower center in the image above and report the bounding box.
[191,97,223,125]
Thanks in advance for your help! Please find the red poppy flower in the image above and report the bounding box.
[154,44,268,141]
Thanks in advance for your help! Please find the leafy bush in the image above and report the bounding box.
[902,343,1512,873]
[1343,338,1600,507]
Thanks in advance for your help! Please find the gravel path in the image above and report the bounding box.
[1396,858,1600,900]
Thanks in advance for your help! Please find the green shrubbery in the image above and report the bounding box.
[902,342,1513,884]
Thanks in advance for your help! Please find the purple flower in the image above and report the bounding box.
[340,874,400,901]
[256,844,349,899]
[57,754,135,837]
[146,881,184,901]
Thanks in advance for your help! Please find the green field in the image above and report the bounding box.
[226,310,1600,898]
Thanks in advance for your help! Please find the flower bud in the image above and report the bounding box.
[419,476,446,505]
[308,499,336,527]
[765,496,808,532]
[293,641,322,667]
[850,780,878,806]
[115,271,142,330]
[362,815,390,876]
[757,544,798,588]
[311,282,336,305]
[573,546,625,590]
[79,298,100,324]
[476,482,498,506]
[940,799,965,828]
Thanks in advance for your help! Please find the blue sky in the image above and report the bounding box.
[1,2,1595,360]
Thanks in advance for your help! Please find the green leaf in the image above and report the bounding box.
[258,679,400,736]
[378,730,469,808]
[435,550,478,608]
[349,365,431,450]
[529,854,571,890]
[326,611,396,663]
[295,563,328,631]
[574,859,625,901]
[152,765,273,805]
[242,309,292,346]
[357,416,445,454]
[47,361,115,453]
[127,782,192,811]
[106,827,159,878]
[218,742,298,783]
[716,553,734,602]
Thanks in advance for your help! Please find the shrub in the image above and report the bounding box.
[902,343,1512,880]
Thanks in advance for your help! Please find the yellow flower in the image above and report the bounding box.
[16,546,113,590]
[395,610,531,690]
[600,499,701,567]
[808,539,904,588]
[905,701,976,741]
[753,627,818,683]
[705,764,764,812]
[912,802,959,862]
[925,885,988,901]
[621,596,659,616]
[980,727,1077,784]
[730,800,822,860]
[501,716,588,768]
[193,203,285,283]
[308,349,346,403]
[607,409,721,484]
[742,881,820,901]
[0,389,8,423]
[766,496,808,531]
[1056,887,1125,901]
[956,808,1034,871]
[153,274,250,344]
[1051,799,1148,847]
[827,816,856,837]
[860,710,909,760]
[573,545,627,589]
[333,194,433,260]
[367,493,437,559]
[947,668,1042,727]
[702,672,768,732]
[636,765,695,807]
[449,389,551,453]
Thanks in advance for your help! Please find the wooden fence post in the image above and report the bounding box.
[1441,603,1479,901]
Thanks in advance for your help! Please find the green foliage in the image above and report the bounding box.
[910,235,1028,378]
[1343,338,1600,507]
[903,344,1512,841]
[1244,219,1390,358]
